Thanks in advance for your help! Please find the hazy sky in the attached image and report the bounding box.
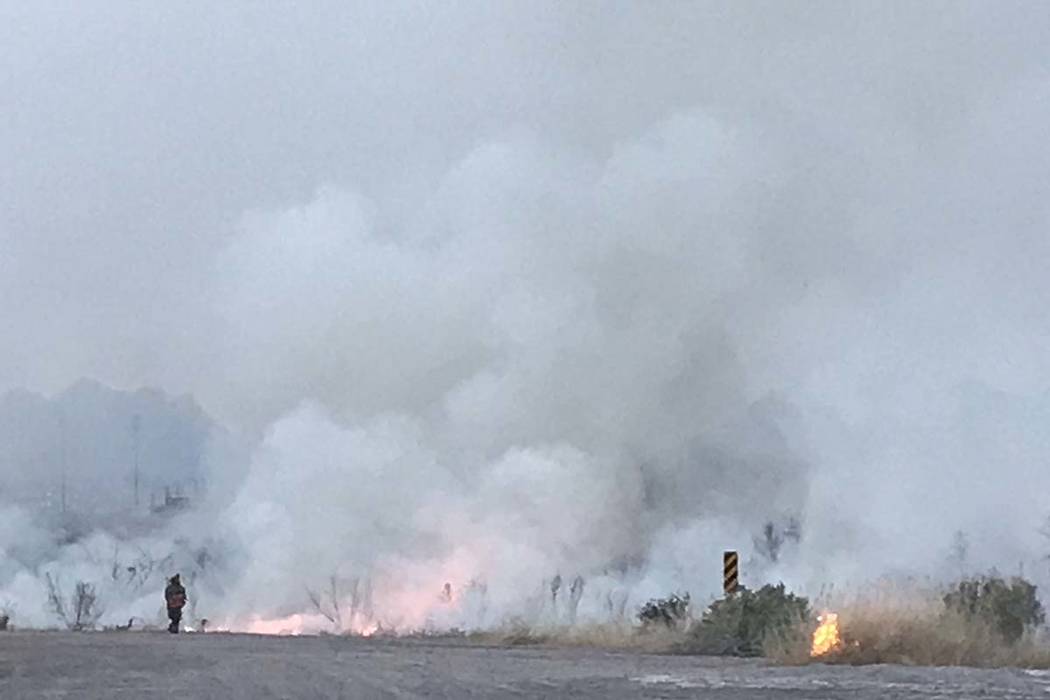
[3,2,1050,608]
[3,2,1046,419]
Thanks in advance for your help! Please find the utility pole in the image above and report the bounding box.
[131,414,141,508]
[59,409,67,515]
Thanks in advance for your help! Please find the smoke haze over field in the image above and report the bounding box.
[2,2,1050,628]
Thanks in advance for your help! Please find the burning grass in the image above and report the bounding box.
[769,578,1050,669]
[191,574,1050,669]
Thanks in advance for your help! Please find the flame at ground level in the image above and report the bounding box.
[212,611,385,637]
[212,576,476,637]
[811,612,841,657]
[201,544,502,636]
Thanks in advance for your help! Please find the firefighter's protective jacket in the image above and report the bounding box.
[165,578,187,610]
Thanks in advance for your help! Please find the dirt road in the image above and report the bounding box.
[2,631,1049,698]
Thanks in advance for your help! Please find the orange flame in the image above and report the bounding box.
[210,546,491,637]
[216,576,474,637]
[810,612,841,657]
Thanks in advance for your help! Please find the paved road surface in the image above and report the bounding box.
[2,631,1050,698]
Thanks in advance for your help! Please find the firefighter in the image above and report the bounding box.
[164,574,187,634]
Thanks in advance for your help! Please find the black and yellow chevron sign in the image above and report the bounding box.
[723,550,739,596]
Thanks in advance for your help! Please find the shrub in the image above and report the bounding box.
[638,593,691,629]
[943,575,1045,644]
[45,573,104,631]
[682,583,810,657]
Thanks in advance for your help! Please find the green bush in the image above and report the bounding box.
[637,593,691,629]
[943,575,1045,644]
[681,583,810,657]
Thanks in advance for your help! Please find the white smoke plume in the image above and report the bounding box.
[2,2,1050,630]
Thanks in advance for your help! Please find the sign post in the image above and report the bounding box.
[723,550,739,596]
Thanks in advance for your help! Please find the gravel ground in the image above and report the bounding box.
[2,631,1050,699]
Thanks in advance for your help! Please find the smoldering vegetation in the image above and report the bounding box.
[766,576,1050,669]
[475,573,1050,670]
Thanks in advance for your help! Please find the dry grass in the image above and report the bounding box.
[768,583,1050,669]
[434,578,1050,669]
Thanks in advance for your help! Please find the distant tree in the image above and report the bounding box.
[1039,516,1050,561]
[567,576,585,625]
[754,516,802,564]
[948,530,969,574]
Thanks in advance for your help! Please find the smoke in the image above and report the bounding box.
[2,2,1050,629]
[207,118,812,620]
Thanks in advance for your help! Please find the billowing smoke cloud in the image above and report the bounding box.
[207,119,814,620]
[2,2,1050,629]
